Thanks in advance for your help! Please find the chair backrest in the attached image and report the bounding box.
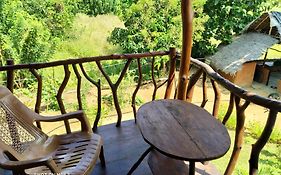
[0,87,47,160]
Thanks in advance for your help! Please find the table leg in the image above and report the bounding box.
[127,146,153,175]
[189,161,195,175]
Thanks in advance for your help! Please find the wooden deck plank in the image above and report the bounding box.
[92,120,152,175]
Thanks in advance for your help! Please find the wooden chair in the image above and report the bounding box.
[0,86,105,175]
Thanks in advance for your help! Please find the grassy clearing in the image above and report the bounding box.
[52,13,124,60]
[18,14,126,112]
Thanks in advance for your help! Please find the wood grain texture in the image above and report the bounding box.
[137,99,230,161]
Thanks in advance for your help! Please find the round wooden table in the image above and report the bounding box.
[128,99,230,175]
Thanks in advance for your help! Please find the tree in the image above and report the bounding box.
[0,0,79,64]
[109,0,182,53]
[192,0,280,57]
[78,0,137,17]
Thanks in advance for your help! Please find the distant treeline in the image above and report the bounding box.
[0,0,279,66]
[0,0,135,65]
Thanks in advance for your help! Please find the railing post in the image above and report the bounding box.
[249,110,278,175]
[177,0,193,100]
[224,97,250,175]
[6,59,14,93]
[165,47,177,99]
[186,68,203,102]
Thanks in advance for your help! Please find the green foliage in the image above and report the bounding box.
[22,0,80,37]
[192,0,281,57]
[204,0,264,44]
[42,86,60,111]
[0,0,78,64]
[109,0,182,53]
[78,0,137,17]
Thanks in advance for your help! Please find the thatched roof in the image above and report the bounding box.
[209,33,279,75]
[209,11,281,75]
[244,11,281,39]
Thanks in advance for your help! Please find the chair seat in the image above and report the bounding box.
[27,132,102,175]
[0,86,105,175]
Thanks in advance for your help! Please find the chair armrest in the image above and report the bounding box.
[35,110,91,132]
[0,152,60,173]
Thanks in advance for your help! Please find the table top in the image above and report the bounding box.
[137,99,231,162]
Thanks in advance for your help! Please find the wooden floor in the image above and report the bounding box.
[92,120,152,175]
[92,120,221,175]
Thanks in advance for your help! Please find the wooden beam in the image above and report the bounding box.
[177,0,193,100]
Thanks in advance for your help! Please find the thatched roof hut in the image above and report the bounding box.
[209,33,278,75]
[209,11,281,75]
[245,11,281,39]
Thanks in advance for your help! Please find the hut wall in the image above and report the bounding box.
[218,62,257,87]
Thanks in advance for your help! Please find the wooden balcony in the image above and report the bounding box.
[0,49,280,175]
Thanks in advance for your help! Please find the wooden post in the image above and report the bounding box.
[249,110,278,175]
[186,68,203,102]
[6,59,14,93]
[177,0,193,100]
[165,48,177,99]
[224,97,250,175]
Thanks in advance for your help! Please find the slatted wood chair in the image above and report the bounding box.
[0,86,105,175]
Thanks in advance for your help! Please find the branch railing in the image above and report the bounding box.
[0,48,280,175]
[187,57,281,175]
[1,49,175,131]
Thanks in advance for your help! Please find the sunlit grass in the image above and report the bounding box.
[52,14,124,60]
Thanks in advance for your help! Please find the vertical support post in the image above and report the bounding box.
[200,72,208,108]
[132,59,142,122]
[30,69,43,129]
[224,97,250,175]
[222,93,234,125]
[210,79,221,118]
[6,59,14,93]
[249,110,278,175]
[165,47,177,99]
[186,68,203,102]
[177,0,193,100]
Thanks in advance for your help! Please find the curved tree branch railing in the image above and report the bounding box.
[187,57,281,175]
[2,51,172,131]
[1,48,280,175]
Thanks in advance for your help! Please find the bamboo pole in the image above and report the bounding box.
[177,0,193,100]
